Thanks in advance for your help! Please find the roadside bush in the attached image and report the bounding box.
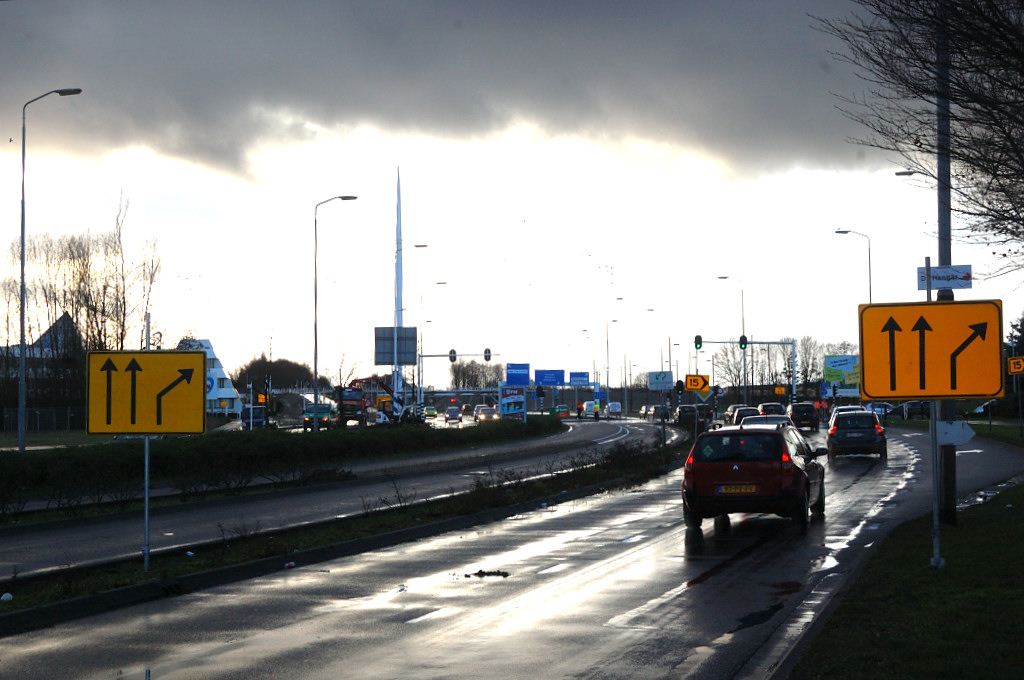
[0,453,40,519]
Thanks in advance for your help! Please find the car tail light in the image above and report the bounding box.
[875,422,885,435]
[828,424,837,437]
[684,450,695,473]
[780,447,794,474]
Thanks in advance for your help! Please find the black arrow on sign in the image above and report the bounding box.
[882,317,902,391]
[126,358,143,424]
[156,368,194,425]
[100,358,118,424]
[912,316,932,389]
[950,322,987,390]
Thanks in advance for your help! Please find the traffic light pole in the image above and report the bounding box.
[691,338,797,404]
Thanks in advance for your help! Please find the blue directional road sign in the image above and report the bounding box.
[535,369,565,386]
[569,372,590,386]
[506,363,530,386]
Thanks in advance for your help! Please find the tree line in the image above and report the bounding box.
[0,200,159,412]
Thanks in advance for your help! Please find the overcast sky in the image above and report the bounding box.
[3,1,1017,394]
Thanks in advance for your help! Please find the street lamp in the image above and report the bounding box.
[835,229,872,303]
[19,88,82,453]
[718,275,748,403]
[313,195,357,431]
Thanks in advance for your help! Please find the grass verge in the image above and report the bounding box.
[0,440,682,631]
[788,479,1024,680]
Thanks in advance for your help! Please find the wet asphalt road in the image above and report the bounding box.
[3,423,1024,679]
[0,419,649,578]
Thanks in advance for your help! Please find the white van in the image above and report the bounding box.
[604,402,622,419]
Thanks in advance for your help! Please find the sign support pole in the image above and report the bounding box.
[143,314,151,573]
[929,400,945,567]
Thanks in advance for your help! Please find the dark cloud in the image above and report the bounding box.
[2,0,865,175]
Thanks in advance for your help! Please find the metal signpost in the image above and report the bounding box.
[87,348,206,573]
[859,299,1004,568]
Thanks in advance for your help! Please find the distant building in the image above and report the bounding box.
[175,338,242,416]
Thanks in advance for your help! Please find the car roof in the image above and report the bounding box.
[705,422,794,434]
[835,410,877,419]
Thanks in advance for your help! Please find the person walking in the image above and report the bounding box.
[576,401,584,420]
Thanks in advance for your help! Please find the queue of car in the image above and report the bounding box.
[677,396,915,532]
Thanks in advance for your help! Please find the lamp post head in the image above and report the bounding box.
[57,88,83,96]
[835,229,851,234]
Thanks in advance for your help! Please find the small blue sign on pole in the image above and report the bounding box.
[535,369,565,386]
[594,391,607,400]
[506,363,530,386]
[569,372,590,386]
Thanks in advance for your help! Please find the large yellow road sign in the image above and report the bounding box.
[88,351,207,434]
[685,374,709,391]
[859,300,1003,400]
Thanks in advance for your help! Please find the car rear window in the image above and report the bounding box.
[693,434,781,462]
[838,414,877,429]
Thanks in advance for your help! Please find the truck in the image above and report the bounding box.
[335,386,370,426]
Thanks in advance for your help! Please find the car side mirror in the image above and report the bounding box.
[812,446,828,459]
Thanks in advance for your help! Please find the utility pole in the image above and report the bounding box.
[936,3,957,526]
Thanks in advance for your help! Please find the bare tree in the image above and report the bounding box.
[448,360,504,389]
[798,336,823,385]
[713,342,745,396]
[817,1,1024,271]
[3,198,162,408]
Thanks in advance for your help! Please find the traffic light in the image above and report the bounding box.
[694,334,702,350]
[484,348,491,362]
[831,384,837,399]
[739,334,748,350]
[675,379,685,395]
[449,349,457,362]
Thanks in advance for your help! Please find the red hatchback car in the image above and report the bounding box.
[681,423,826,528]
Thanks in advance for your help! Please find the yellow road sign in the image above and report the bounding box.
[1009,356,1024,375]
[88,351,207,434]
[859,300,1003,400]
[685,374,709,391]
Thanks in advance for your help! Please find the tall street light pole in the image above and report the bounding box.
[313,195,357,432]
[19,88,82,453]
[835,229,872,303]
[718,276,747,404]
